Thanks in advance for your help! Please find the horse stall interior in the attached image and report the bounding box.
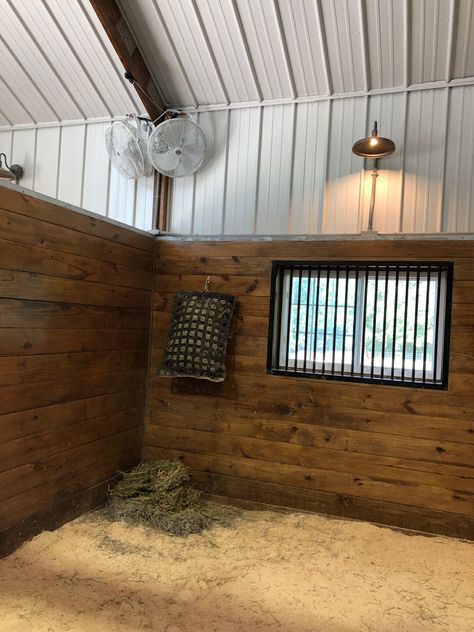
[1,0,474,630]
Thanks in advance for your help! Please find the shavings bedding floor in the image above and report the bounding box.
[0,508,473,632]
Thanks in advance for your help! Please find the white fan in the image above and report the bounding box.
[124,114,154,177]
[148,117,206,177]
[105,114,153,179]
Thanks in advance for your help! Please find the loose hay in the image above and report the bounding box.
[105,460,240,536]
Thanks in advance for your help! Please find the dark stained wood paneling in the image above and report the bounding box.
[0,187,154,557]
[146,239,474,539]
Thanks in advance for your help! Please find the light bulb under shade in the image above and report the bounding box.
[352,135,396,158]
[0,165,16,180]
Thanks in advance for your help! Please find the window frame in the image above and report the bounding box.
[267,260,454,390]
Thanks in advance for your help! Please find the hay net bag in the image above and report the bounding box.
[159,290,236,382]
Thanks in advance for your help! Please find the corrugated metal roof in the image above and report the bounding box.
[118,0,474,110]
[0,0,144,127]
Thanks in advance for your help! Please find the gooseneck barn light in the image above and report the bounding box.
[352,121,395,232]
[0,153,23,184]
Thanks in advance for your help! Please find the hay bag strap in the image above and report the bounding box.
[159,289,236,382]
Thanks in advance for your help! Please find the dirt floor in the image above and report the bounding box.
[0,508,473,632]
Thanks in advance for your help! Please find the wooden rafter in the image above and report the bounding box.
[89,0,168,230]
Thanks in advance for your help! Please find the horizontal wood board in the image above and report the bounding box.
[146,239,474,539]
[0,187,154,557]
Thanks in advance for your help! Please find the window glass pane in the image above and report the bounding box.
[270,262,452,388]
[286,272,358,370]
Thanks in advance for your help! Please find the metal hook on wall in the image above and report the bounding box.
[204,276,211,292]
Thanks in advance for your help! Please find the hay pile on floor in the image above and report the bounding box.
[105,460,240,536]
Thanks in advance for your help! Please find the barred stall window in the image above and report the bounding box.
[267,261,453,389]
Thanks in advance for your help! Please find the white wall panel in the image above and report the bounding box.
[289,101,330,234]
[223,108,262,235]
[402,89,448,233]
[11,128,37,190]
[168,87,474,237]
[58,125,86,207]
[193,111,229,234]
[255,104,296,234]
[0,121,154,231]
[443,86,474,232]
[168,175,196,234]
[322,97,367,233]
[0,130,13,160]
[135,175,156,232]
[108,169,136,225]
[34,127,60,197]
[82,122,110,214]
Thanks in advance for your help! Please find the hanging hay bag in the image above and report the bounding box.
[159,290,236,382]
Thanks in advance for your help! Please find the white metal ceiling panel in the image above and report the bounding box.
[0,0,83,122]
[452,0,474,80]
[13,0,111,118]
[157,0,229,106]
[195,0,261,103]
[0,0,144,126]
[277,0,331,96]
[118,0,474,109]
[46,0,140,116]
[234,0,296,100]
[364,0,405,89]
[319,0,367,94]
[0,34,58,123]
[3,0,474,124]
[409,0,452,85]
[118,0,197,108]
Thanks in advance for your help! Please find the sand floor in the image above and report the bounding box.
[0,509,473,632]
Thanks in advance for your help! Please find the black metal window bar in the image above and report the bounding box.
[267,261,453,389]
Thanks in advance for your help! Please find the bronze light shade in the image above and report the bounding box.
[351,121,395,233]
[0,153,23,183]
[352,121,395,158]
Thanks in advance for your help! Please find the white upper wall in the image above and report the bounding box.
[119,0,474,109]
[0,0,144,127]
[0,121,156,232]
[168,86,474,236]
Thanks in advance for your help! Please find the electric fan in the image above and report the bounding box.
[147,117,206,177]
[105,119,144,179]
[105,114,154,179]
[124,114,154,177]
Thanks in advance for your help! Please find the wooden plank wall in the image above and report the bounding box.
[147,239,474,539]
[0,186,154,557]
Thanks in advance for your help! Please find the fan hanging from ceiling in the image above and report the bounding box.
[147,117,207,178]
[105,114,153,179]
